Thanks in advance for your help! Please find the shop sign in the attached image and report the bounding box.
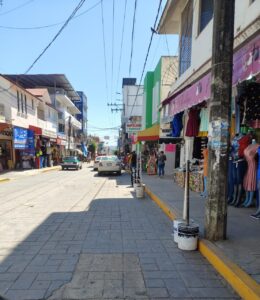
[126,116,142,133]
[160,123,171,138]
[42,129,57,139]
[29,125,42,135]
[13,127,34,150]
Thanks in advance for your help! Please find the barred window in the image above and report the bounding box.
[179,1,193,76]
[17,91,20,112]
[199,0,213,33]
[24,95,27,115]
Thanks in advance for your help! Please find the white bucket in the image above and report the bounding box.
[173,219,184,243]
[136,184,145,198]
[178,223,199,251]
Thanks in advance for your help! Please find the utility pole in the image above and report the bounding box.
[68,116,72,154]
[205,0,235,241]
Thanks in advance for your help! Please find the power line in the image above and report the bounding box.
[111,0,115,103]
[129,0,163,116]
[0,1,101,30]
[115,0,127,94]
[100,0,109,103]
[24,0,87,74]
[129,0,138,77]
[0,0,35,16]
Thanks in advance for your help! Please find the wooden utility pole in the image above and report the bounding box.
[205,0,235,241]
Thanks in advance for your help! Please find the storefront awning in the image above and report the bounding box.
[137,124,160,141]
[163,34,260,116]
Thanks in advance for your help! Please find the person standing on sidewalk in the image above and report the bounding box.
[158,151,167,177]
[130,151,137,186]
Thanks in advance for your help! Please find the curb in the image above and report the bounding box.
[0,166,61,183]
[41,166,61,173]
[145,185,260,300]
[0,178,10,183]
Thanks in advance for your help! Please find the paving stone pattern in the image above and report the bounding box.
[0,169,239,299]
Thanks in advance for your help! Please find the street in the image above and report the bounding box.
[0,165,239,300]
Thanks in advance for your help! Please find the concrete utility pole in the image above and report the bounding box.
[205,0,235,241]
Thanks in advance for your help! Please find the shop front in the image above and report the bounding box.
[40,129,58,168]
[164,34,260,206]
[0,123,13,171]
[13,126,35,170]
[57,134,67,163]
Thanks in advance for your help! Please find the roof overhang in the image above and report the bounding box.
[157,0,185,34]
[2,74,80,101]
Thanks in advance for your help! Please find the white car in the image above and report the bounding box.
[98,156,121,175]
[93,156,102,171]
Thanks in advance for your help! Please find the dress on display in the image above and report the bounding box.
[185,108,200,137]
[243,143,259,191]
[199,107,209,132]
[172,112,184,137]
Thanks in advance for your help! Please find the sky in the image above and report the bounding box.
[0,0,178,145]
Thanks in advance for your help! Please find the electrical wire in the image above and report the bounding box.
[24,0,87,74]
[129,0,163,116]
[129,0,138,77]
[100,0,109,104]
[111,0,115,104]
[0,1,101,30]
[0,0,35,16]
[115,0,127,93]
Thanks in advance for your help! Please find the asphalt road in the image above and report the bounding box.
[0,165,239,299]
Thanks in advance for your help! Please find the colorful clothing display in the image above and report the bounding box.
[185,108,200,137]
[199,107,209,132]
[172,112,184,137]
[243,143,259,191]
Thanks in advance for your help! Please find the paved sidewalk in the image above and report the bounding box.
[143,174,260,285]
[0,166,61,181]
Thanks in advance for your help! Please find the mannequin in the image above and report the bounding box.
[229,133,251,206]
[242,140,259,207]
[251,146,260,219]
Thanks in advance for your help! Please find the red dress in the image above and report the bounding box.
[185,108,200,137]
[243,144,259,191]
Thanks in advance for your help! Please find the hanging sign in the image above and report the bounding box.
[13,127,35,150]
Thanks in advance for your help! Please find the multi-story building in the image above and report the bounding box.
[0,75,59,170]
[73,91,88,143]
[156,0,260,184]
[158,0,260,118]
[4,74,82,156]
[120,78,144,153]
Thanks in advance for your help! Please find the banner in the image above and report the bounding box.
[13,127,35,150]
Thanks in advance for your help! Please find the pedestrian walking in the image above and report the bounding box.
[158,151,167,177]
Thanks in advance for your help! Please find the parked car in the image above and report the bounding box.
[98,156,121,175]
[61,156,83,170]
[93,156,102,171]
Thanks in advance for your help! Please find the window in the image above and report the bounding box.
[17,91,20,112]
[58,123,65,133]
[24,95,27,115]
[21,93,24,113]
[31,99,34,110]
[0,104,5,120]
[199,0,213,33]
[179,1,193,76]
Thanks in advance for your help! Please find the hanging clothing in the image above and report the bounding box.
[243,143,259,191]
[184,136,194,163]
[199,107,209,132]
[172,112,184,137]
[185,108,200,137]
[193,137,208,160]
[238,135,251,158]
[237,82,260,127]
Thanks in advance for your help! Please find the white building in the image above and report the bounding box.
[120,78,144,152]
[158,0,260,104]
